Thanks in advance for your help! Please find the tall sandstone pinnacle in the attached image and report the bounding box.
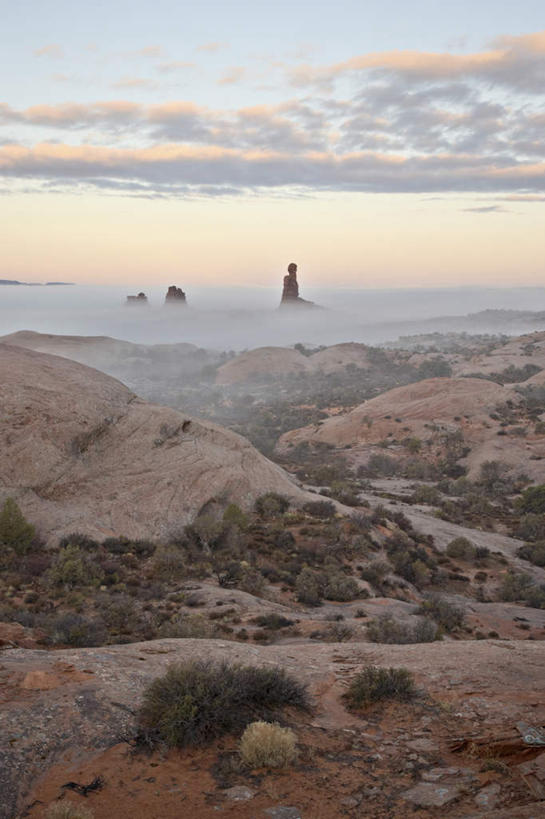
[0,345,310,543]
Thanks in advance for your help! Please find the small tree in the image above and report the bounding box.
[0,497,35,554]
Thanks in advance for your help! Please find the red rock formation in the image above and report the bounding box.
[165,285,187,305]
[280,263,314,308]
[126,292,148,305]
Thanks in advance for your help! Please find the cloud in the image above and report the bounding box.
[196,41,226,53]
[34,44,64,58]
[218,66,246,85]
[131,45,163,58]
[111,77,155,89]
[1,142,544,197]
[461,205,508,213]
[289,29,545,92]
[157,61,195,73]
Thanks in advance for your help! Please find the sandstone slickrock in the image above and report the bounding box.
[1,639,543,819]
[276,376,545,480]
[0,345,310,542]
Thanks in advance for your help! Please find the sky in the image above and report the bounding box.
[1,0,544,288]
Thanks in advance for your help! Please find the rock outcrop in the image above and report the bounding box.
[125,292,148,305]
[165,285,187,305]
[279,263,315,308]
[0,346,310,542]
[276,377,545,480]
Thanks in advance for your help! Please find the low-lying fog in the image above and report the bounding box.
[1,284,545,349]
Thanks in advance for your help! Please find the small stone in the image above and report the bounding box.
[263,808,302,819]
[474,783,501,809]
[422,767,460,782]
[340,795,362,808]
[407,738,438,753]
[224,785,255,801]
[402,782,462,807]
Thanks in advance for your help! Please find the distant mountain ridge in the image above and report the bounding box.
[0,279,74,286]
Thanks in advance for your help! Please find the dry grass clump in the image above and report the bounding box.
[343,665,417,709]
[239,720,298,768]
[46,802,94,819]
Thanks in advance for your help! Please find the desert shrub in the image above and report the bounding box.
[275,528,296,549]
[343,665,417,709]
[238,567,265,596]
[411,485,441,505]
[158,614,216,639]
[46,802,94,819]
[366,614,437,644]
[253,614,295,630]
[151,546,187,580]
[325,622,353,642]
[0,497,36,554]
[295,567,323,606]
[417,596,464,632]
[254,493,290,518]
[138,660,309,747]
[498,571,535,602]
[517,485,545,514]
[239,721,297,768]
[516,513,545,542]
[366,454,398,477]
[99,593,139,633]
[524,585,545,609]
[58,532,99,551]
[446,537,476,560]
[517,541,545,567]
[303,500,336,519]
[49,613,107,647]
[102,536,155,557]
[48,545,103,588]
[222,503,249,529]
[324,573,360,602]
[360,561,389,587]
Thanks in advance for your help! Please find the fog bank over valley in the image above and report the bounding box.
[1,284,545,349]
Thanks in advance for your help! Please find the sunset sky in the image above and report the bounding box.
[1,0,544,288]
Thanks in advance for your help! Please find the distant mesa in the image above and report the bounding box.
[279,262,316,308]
[165,285,187,305]
[126,291,148,306]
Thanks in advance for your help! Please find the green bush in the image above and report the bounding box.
[416,596,465,632]
[498,571,535,602]
[254,493,290,518]
[517,485,545,514]
[295,567,323,606]
[446,536,476,560]
[517,541,545,567]
[252,614,295,630]
[303,500,336,519]
[0,497,36,554]
[138,660,309,747]
[48,545,103,588]
[343,665,417,709]
[323,572,360,601]
[516,513,545,542]
[49,613,107,647]
[366,614,437,644]
[223,503,249,529]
